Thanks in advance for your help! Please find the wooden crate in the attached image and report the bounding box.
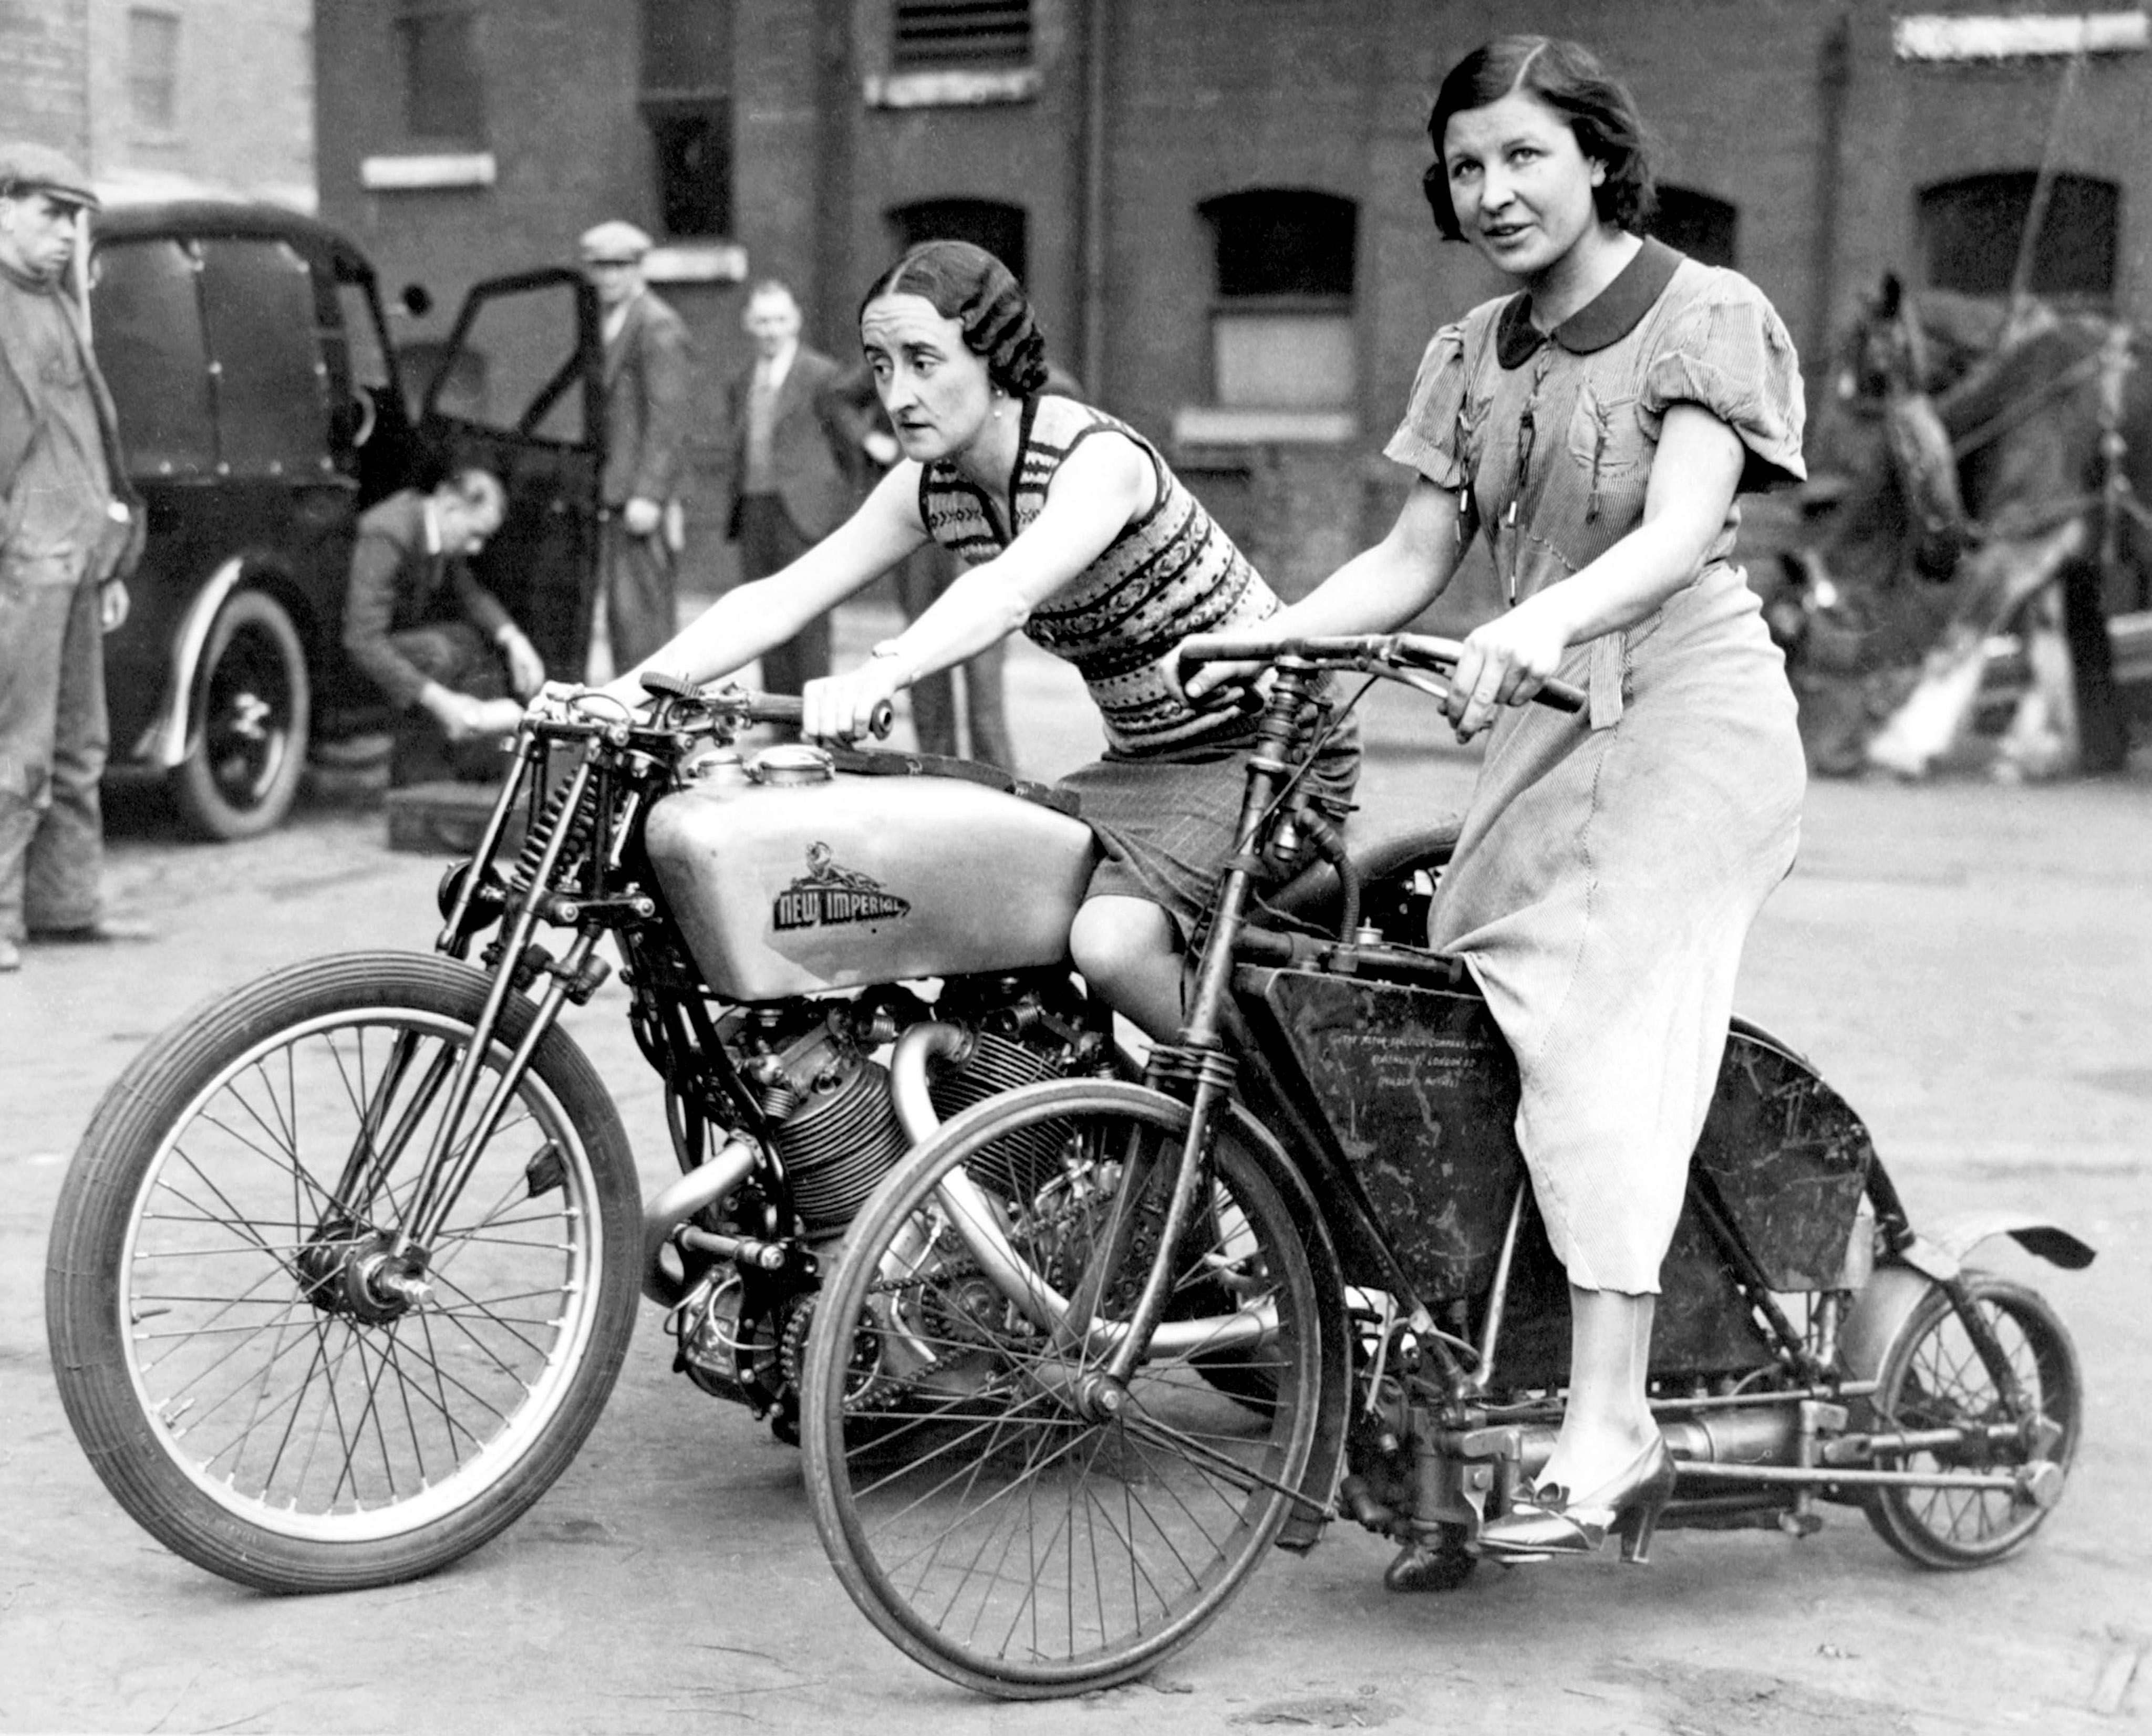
[385,781,527,858]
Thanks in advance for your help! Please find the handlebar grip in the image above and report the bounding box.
[1536,678,1587,714]
[753,693,895,740]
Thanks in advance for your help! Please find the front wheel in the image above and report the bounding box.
[1859,1273,2083,1568]
[803,1081,1331,1699]
[44,952,643,1592]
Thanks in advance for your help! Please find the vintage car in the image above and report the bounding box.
[89,200,606,837]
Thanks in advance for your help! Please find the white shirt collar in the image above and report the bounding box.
[759,338,799,390]
[603,287,643,346]
[421,499,443,556]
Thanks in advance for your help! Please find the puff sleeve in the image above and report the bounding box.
[1382,321,1475,491]
[1641,276,1807,492]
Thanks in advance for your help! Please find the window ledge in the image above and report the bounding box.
[360,152,496,192]
[863,68,1041,109]
[1894,11,2148,59]
[644,241,748,285]
[1173,408,1359,447]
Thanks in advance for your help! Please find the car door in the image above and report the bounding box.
[417,268,605,687]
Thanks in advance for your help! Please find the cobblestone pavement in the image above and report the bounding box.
[3,601,2146,1734]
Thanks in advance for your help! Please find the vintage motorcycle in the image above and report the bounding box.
[42,670,1452,1593]
[791,632,2096,1699]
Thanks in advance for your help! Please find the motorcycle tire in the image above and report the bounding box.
[802,1079,1334,1699]
[1858,1272,2083,1569]
[44,951,643,1594]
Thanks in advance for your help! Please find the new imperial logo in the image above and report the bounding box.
[772,843,912,931]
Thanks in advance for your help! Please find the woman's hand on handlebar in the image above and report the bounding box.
[802,656,905,743]
[1446,591,1576,742]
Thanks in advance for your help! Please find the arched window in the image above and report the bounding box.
[1647,186,1737,269]
[886,198,1028,285]
[1197,189,1357,411]
[1919,171,2118,303]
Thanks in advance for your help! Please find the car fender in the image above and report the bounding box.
[139,558,319,770]
[135,557,245,768]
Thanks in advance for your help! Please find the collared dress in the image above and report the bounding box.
[920,393,1359,930]
[1384,239,1808,1295]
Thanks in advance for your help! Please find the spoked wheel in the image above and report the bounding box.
[172,587,310,840]
[44,952,642,1592]
[803,1080,1333,1699]
[1860,1273,2083,1568]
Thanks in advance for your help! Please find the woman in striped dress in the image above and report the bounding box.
[605,240,1357,1037]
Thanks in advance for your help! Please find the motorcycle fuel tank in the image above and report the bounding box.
[644,757,1099,1000]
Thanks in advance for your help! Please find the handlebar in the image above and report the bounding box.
[1177,631,1587,715]
[633,671,892,740]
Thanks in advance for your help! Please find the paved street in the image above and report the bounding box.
[3,602,2147,1734]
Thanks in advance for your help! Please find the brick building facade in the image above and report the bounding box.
[315,0,2152,602]
[1,0,313,209]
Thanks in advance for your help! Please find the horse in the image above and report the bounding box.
[1778,274,2149,778]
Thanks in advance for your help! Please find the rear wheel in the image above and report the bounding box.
[1860,1273,2082,1568]
[803,1081,1329,1698]
[171,587,309,840]
[44,952,642,1591]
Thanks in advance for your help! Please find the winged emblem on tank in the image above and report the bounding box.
[771,842,912,931]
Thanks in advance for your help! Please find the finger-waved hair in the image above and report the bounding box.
[1421,36,1657,241]
[860,240,1050,397]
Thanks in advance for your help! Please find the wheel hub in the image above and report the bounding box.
[295,1219,430,1324]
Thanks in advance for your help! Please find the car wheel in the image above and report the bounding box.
[170,588,311,841]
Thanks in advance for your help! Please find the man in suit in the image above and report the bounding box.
[722,279,877,700]
[581,220,690,675]
[0,143,147,971]
[342,467,542,785]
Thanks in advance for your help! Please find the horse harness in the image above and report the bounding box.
[1882,308,2151,557]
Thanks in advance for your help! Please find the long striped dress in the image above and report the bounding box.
[919,393,1359,927]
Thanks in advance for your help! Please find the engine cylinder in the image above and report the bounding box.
[929,1030,1071,1203]
[775,1049,908,1234]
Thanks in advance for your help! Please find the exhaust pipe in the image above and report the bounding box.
[641,1137,757,1307]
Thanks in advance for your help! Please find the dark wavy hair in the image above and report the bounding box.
[1420,36,1657,241]
[859,240,1050,397]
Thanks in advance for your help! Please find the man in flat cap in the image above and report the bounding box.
[580,220,690,675]
[0,143,146,972]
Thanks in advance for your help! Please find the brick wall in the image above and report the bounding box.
[0,0,90,162]
[314,0,2152,608]
[84,0,314,207]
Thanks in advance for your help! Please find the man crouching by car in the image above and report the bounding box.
[342,467,545,786]
[0,142,148,974]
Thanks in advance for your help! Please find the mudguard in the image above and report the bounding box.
[1836,1215,2095,1386]
[1897,1214,2097,1284]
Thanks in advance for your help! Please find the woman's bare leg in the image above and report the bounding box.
[1068,895,1184,1040]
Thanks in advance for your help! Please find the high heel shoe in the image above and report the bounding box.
[1476,1434,1677,1565]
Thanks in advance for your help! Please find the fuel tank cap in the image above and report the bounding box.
[748,743,836,786]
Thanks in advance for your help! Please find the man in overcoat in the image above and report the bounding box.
[0,143,146,972]
[582,220,690,674]
[722,279,877,701]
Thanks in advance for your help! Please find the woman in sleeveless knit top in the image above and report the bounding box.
[1191,38,1806,1568]
[603,240,1357,1037]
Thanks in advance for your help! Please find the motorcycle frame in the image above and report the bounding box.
[1081,645,2075,1543]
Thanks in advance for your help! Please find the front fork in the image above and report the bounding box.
[316,738,627,1310]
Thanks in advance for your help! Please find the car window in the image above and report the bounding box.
[432,278,588,445]
[198,238,333,477]
[332,277,395,398]
[89,237,216,477]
